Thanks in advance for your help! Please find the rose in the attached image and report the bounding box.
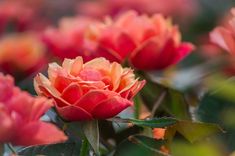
[34,57,145,121]
[0,33,47,76]
[97,11,194,70]
[43,11,194,71]
[0,73,67,146]
[42,17,99,61]
[210,8,235,55]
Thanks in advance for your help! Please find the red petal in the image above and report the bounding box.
[54,75,75,93]
[131,38,192,70]
[75,90,117,113]
[172,42,194,64]
[131,39,162,70]
[0,110,15,143]
[61,83,83,104]
[91,96,132,119]
[12,122,67,146]
[56,105,92,121]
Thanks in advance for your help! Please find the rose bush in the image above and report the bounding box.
[34,57,145,121]
[0,73,67,146]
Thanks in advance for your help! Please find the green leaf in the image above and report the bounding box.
[171,141,224,156]
[163,89,190,120]
[128,117,177,128]
[114,135,166,156]
[176,121,223,143]
[110,117,177,128]
[18,142,80,156]
[166,120,223,143]
[205,75,235,102]
[82,120,100,155]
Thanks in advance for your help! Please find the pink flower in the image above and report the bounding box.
[0,73,67,146]
[0,33,47,76]
[34,57,145,121]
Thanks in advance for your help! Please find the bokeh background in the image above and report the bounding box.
[1,0,235,156]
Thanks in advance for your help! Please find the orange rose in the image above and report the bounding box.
[34,57,145,121]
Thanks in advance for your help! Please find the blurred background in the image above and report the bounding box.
[1,0,235,156]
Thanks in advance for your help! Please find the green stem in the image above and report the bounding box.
[134,94,141,119]
[79,138,89,156]
[0,144,4,156]
[151,90,167,118]
[7,143,17,155]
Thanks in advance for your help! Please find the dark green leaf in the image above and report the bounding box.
[114,135,166,156]
[128,117,178,128]
[110,117,177,128]
[18,142,80,156]
[163,90,190,120]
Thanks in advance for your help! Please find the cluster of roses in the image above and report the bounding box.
[0,9,194,148]
[0,0,235,153]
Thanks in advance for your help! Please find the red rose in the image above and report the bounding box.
[34,57,145,121]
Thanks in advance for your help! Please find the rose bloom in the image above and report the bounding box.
[0,33,47,77]
[42,17,99,61]
[210,8,235,55]
[210,8,235,76]
[97,11,194,70]
[77,0,198,21]
[43,11,194,71]
[34,57,145,121]
[0,73,67,146]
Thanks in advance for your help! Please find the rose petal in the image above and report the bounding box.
[91,96,132,119]
[61,83,83,104]
[0,109,14,143]
[75,90,117,112]
[210,27,235,54]
[9,93,52,121]
[110,62,123,90]
[172,42,194,64]
[54,75,76,93]
[12,122,67,146]
[131,39,163,70]
[56,105,92,121]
